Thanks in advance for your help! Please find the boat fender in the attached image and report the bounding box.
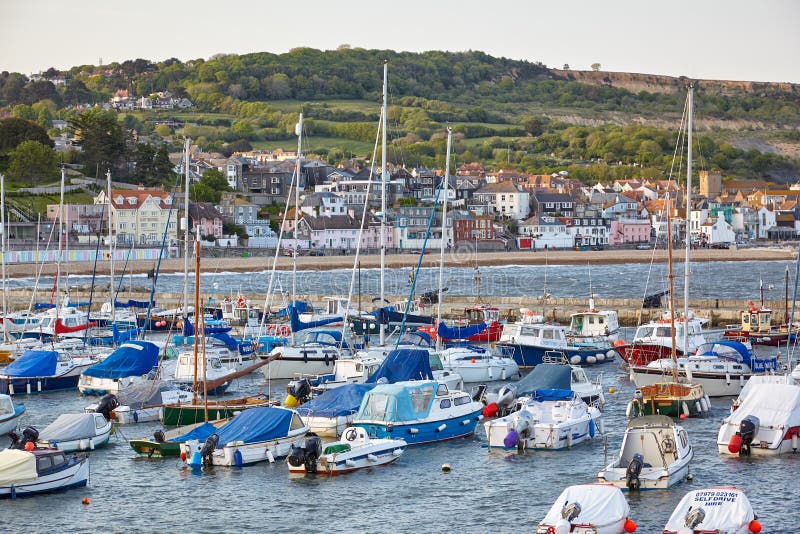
[133,411,138,423]
[569,356,581,365]
[681,402,690,417]
[8,384,13,396]
[695,401,702,414]
[267,449,275,463]
[586,356,597,364]
[596,352,604,361]
[233,449,243,467]
[606,349,617,359]
[79,439,89,450]
[37,380,42,392]
[501,368,506,381]
[700,396,709,412]
[626,401,633,419]
[367,454,378,462]
[345,459,356,467]
[188,451,202,468]
[704,394,711,411]
[436,423,446,432]
[504,430,518,449]
[589,419,595,438]
[461,419,471,426]
[482,403,498,419]
[408,428,419,435]
[792,432,798,452]
[728,433,743,454]
[26,382,31,395]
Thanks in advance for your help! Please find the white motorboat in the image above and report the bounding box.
[597,415,693,491]
[567,298,622,351]
[172,348,236,395]
[439,345,521,383]
[36,412,113,452]
[485,389,601,451]
[261,328,352,380]
[287,427,405,475]
[0,394,24,435]
[718,380,800,456]
[0,348,98,395]
[617,312,708,367]
[0,448,89,498]
[630,341,777,397]
[183,406,309,467]
[537,484,637,534]
[662,487,760,534]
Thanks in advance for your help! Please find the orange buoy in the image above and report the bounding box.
[623,518,637,532]
[81,497,91,505]
[748,520,761,533]
[24,441,34,451]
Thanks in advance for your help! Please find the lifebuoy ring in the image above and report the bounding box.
[266,324,277,335]
[278,325,291,337]
[236,297,247,308]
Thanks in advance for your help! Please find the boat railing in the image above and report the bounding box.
[542,351,569,364]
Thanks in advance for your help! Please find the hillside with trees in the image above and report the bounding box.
[1,47,799,188]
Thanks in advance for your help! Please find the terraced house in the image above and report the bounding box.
[95,189,178,245]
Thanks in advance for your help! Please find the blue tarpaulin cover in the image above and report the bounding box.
[169,422,219,443]
[437,321,487,340]
[210,332,239,351]
[3,350,58,377]
[83,341,160,379]
[33,303,55,311]
[530,388,575,402]
[288,304,342,332]
[297,384,376,418]
[514,363,572,397]
[275,301,310,317]
[366,349,434,384]
[211,407,295,447]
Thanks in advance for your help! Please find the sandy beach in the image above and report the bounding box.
[6,246,796,278]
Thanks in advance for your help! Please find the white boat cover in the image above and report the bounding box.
[726,382,800,428]
[663,487,754,532]
[737,374,796,402]
[39,413,100,442]
[0,449,37,485]
[540,484,628,527]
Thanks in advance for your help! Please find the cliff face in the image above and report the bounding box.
[549,69,800,98]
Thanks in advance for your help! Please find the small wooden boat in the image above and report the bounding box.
[161,395,273,426]
[0,394,24,435]
[0,448,89,498]
[129,419,228,458]
[597,415,693,491]
[662,487,760,534]
[723,302,793,346]
[629,381,708,418]
[537,484,637,534]
[287,427,405,475]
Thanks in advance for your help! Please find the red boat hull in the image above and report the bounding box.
[418,322,503,343]
[617,343,688,366]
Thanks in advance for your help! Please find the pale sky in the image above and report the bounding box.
[2,0,798,83]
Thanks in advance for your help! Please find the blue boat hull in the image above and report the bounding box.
[354,408,483,445]
[497,343,613,368]
[0,375,79,395]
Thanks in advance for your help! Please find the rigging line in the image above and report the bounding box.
[113,242,134,300]
[394,181,443,351]
[339,109,383,347]
[26,204,59,319]
[83,201,106,345]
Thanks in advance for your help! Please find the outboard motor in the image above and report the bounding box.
[285,378,312,407]
[153,430,166,444]
[561,502,582,522]
[200,433,219,467]
[472,384,488,403]
[287,435,323,473]
[737,415,760,456]
[625,453,644,491]
[95,394,119,421]
[685,507,706,529]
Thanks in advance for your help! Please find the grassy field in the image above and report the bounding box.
[252,136,376,155]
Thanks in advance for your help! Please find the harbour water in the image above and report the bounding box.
[3,260,800,532]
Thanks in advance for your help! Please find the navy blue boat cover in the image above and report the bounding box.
[169,422,219,443]
[514,363,572,397]
[437,321,487,340]
[373,307,435,325]
[211,407,294,447]
[3,350,58,377]
[82,341,159,379]
[288,303,342,332]
[366,349,434,383]
[210,332,239,351]
[297,383,376,418]
[114,299,154,309]
[275,301,310,317]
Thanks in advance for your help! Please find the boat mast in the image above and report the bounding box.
[191,228,200,406]
[53,166,66,332]
[183,138,191,322]
[106,169,115,324]
[683,84,693,356]
[291,113,303,345]
[436,127,453,349]
[785,266,790,324]
[0,174,6,342]
[379,59,388,347]
[666,196,679,383]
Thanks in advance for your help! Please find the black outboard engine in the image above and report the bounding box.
[287,435,323,473]
[625,453,644,491]
[95,394,119,421]
[153,430,166,444]
[200,433,219,467]
[287,378,312,406]
[738,415,760,456]
[9,427,39,449]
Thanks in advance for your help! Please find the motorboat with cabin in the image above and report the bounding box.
[0,349,98,395]
[662,487,760,534]
[537,484,637,534]
[629,341,777,398]
[616,312,708,367]
[262,328,354,380]
[287,426,406,475]
[78,341,160,396]
[723,300,794,347]
[171,347,236,396]
[597,415,693,491]
[0,448,90,498]
[0,394,24,435]
[567,299,621,351]
[353,380,484,445]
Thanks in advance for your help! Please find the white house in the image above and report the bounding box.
[756,207,777,239]
[700,217,736,244]
[518,215,573,249]
[473,181,530,220]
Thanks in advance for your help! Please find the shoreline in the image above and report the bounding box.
[4,247,796,278]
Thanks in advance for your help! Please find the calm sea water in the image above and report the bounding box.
[3,259,800,532]
[3,359,797,533]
